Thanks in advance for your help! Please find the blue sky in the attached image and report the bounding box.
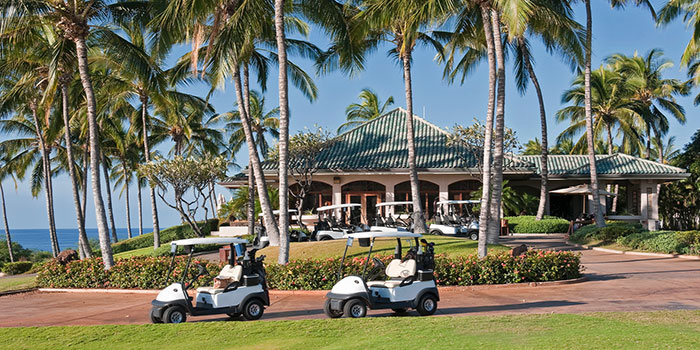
[2,1,698,230]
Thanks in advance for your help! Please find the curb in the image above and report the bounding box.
[35,277,588,295]
[0,288,38,297]
[566,242,700,260]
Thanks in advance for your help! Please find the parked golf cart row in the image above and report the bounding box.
[150,231,439,323]
[254,199,481,245]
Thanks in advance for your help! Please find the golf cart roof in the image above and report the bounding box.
[347,231,422,239]
[170,237,249,246]
[376,201,413,207]
[272,209,298,214]
[436,200,480,205]
[316,203,361,211]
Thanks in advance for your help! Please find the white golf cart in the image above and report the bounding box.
[370,202,413,232]
[429,200,480,240]
[312,203,366,241]
[272,209,309,242]
[150,237,269,324]
[323,231,439,318]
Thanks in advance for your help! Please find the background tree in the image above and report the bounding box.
[139,156,228,237]
[338,88,394,133]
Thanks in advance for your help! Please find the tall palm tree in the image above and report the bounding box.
[651,135,680,164]
[606,49,689,160]
[360,0,456,234]
[0,0,153,267]
[579,0,656,227]
[0,153,14,262]
[511,0,584,221]
[338,88,394,133]
[557,67,642,154]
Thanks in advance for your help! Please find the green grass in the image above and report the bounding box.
[0,274,36,292]
[2,311,699,349]
[259,235,510,262]
[114,246,157,259]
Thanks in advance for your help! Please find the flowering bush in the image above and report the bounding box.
[38,250,582,290]
[37,256,222,289]
[266,250,582,290]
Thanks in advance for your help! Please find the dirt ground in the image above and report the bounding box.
[2,235,699,327]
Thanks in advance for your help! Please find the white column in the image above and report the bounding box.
[332,183,342,206]
[438,181,449,202]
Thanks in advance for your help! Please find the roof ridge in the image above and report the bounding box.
[614,152,687,172]
[334,107,403,139]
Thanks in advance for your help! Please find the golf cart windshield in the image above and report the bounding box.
[167,237,250,287]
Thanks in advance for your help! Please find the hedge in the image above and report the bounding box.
[569,222,700,255]
[37,250,582,290]
[111,219,218,254]
[503,216,570,234]
[2,261,33,275]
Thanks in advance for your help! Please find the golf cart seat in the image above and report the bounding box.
[196,265,243,294]
[366,259,416,288]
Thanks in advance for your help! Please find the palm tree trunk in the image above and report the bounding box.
[520,38,549,220]
[244,64,256,237]
[60,80,91,259]
[1,182,14,263]
[74,37,114,268]
[275,0,290,264]
[606,124,617,213]
[123,162,132,239]
[477,2,497,258]
[488,10,505,243]
[101,153,118,243]
[30,106,60,257]
[401,53,427,234]
[583,0,605,228]
[232,65,280,247]
[137,180,144,236]
[81,148,88,225]
[140,96,161,248]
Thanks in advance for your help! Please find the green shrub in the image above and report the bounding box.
[570,221,644,244]
[503,216,570,234]
[37,256,222,289]
[0,241,33,264]
[111,219,218,254]
[37,250,582,290]
[594,225,636,242]
[2,261,33,275]
[616,231,688,254]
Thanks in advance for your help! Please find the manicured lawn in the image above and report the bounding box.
[114,246,156,259]
[2,311,699,349]
[259,235,510,261]
[0,274,36,293]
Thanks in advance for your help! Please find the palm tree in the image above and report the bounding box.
[652,135,680,164]
[360,0,456,235]
[606,49,689,160]
[0,0,153,267]
[579,0,656,227]
[0,153,14,262]
[557,67,641,155]
[338,89,394,133]
[511,1,584,221]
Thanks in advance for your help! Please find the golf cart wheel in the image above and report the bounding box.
[242,299,265,321]
[226,312,242,319]
[319,236,333,241]
[469,231,478,241]
[430,230,442,236]
[391,308,407,314]
[323,299,343,318]
[343,299,367,318]
[150,309,163,324]
[416,294,438,316]
[163,306,187,324]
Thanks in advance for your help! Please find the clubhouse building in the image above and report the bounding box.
[220,108,689,231]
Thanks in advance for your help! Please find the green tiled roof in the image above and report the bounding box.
[262,108,484,170]
[519,153,688,177]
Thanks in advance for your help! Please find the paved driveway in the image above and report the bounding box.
[2,235,699,327]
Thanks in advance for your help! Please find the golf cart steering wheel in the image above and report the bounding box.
[187,264,210,288]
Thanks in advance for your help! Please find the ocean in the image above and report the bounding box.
[0,228,151,252]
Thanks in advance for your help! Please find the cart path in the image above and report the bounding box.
[2,235,700,327]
